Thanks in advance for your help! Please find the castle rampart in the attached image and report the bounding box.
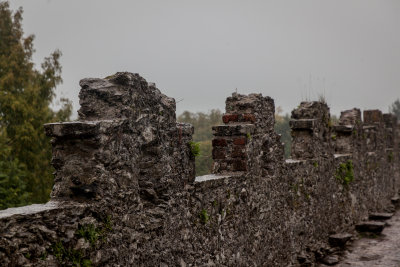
[0,72,399,266]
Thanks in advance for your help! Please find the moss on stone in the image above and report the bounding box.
[199,209,209,224]
[189,141,200,157]
[335,160,354,186]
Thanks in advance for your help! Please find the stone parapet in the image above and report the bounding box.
[0,74,399,266]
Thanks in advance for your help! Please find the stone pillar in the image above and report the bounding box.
[290,101,331,159]
[363,110,383,152]
[383,113,397,149]
[44,72,194,202]
[211,93,279,175]
[332,108,361,154]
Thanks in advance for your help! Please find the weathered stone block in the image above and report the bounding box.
[44,122,99,138]
[328,233,352,247]
[321,255,339,265]
[355,221,385,233]
[291,101,329,120]
[364,110,383,124]
[333,125,353,134]
[369,212,393,220]
[225,93,275,132]
[289,119,315,130]
[339,108,361,126]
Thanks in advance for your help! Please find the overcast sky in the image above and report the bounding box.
[9,0,400,118]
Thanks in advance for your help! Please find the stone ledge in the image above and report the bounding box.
[369,212,393,220]
[285,159,307,165]
[333,125,354,133]
[44,121,100,137]
[212,124,255,136]
[195,174,232,183]
[334,153,352,159]
[328,233,352,247]
[289,119,316,130]
[355,221,385,233]
[0,201,59,219]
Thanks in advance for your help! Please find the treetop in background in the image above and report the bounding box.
[0,1,72,209]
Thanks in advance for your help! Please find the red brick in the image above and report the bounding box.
[212,148,226,160]
[242,114,256,123]
[232,159,247,171]
[212,138,227,147]
[233,137,246,146]
[222,114,239,124]
[232,146,246,158]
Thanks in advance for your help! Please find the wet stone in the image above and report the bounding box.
[368,212,393,221]
[329,233,353,247]
[355,221,385,233]
[391,196,400,205]
[321,255,339,266]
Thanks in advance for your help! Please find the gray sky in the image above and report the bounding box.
[9,0,400,118]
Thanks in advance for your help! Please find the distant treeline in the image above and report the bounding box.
[178,109,292,176]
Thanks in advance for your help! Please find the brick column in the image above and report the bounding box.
[211,93,276,175]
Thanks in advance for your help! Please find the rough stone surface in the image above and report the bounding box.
[369,212,393,220]
[337,210,400,267]
[0,72,399,266]
[321,255,339,265]
[329,233,353,247]
[355,222,385,233]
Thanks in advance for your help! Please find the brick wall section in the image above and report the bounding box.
[211,93,280,175]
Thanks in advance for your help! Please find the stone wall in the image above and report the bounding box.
[0,72,399,266]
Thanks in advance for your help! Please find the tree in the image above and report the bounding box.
[0,1,72,208]
[389,99,400,120]
[0,129,30,209]
[178,109,222,176]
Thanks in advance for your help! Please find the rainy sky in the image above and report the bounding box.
[8,0,400,118]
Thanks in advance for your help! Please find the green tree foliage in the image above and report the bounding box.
[274,113,291,158]
[0,130,30,209]
[178,109,292,176]
[178,110,222,176]
[0,2,72,208]
[389,99,400,119]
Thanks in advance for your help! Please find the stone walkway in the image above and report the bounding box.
[335,210,400,267]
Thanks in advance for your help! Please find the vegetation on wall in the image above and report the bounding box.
[335,160,354,186]
[0,2,72,209]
